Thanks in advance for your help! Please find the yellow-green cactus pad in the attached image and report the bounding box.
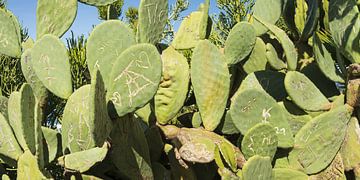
[224,22,256,65]
[191,40,230,131]
[273,168,308,180]
[155,46,189,124]
[230,88,294,148]
[31,34,73,99]
[8,84,36,154]
[42,127,61,164]
[138,0,168,44]
[290,105,352,174]
[0,113,23,167]
[266,43,287,70]
[285,71,331,112]
[36,0,77,39]
[242,155,273,180]
[241,123,278,160]
[340,117,360,171]
[109,44,162,117]
[86,20,136,88]
[79,0,117,6]
[17,150,49,179]
[0,9,21,58]
[251,0,282,36]
[0,96,8,120]
[243,37,268,74]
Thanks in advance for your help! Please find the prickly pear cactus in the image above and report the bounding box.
[0,96,8,120]
[41,127,61,164]
[17,150,49,179]
[290,105,353,174]
[138,0,168,44]
[243,37,268,74]
[0,113,23,167]
[108,43,162,117]
[154,46,189,124]
[242,155,273,180]
[241,123,278,160]
[31,34,73,99]
[86,20,136,88]
[191,40,230,131]
[224,22,256,65]
[78,0,117,6]
[251,0,282,36]
[272,168,308,180]
[8,84,36,154]
[265,43,287,70]
[340,117,360,171]
[230,88,294,148]
[36,0,77,39]
[0,9,21,58]
[285,71,331,111]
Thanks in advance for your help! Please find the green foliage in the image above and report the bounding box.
[97,0,124,20]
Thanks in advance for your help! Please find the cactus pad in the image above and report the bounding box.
[313,32,344,83]
[266,43,287,70]
[290,105,352,174]
[191,40,230,131]
[36,0,77,39]
[230,88,294,148]
[238,71,287,101]
[278,101,311,135]
[309,153,345,179]
[272,168,308,180]
[17,150,49,179]
[0,113,23,166]
[242,155,273,180]
[241,123,278,160]
[218,110,239,135]
[243,37,268,74]
[42,127,61,164]
[224,22,256,65]
[285,71,331,111]
[109,43,162,117]
[86,20,136,88]
[58,143,109,173]
[8,84,36,154]
[138,0,168,44]
[0,96,8,120]
[251,0,282,36]
[0,9,21,58]
[31,34,73,99]
[218,141,237,172]
[154,46,189,124]
[340,117,360,171]
[21,49,48,100]
[255,16,298,71]
[78,0,117,6]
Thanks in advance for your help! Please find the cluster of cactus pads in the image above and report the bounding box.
[1,0,360,179]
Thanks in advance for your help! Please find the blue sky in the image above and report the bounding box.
[6,0,219,41]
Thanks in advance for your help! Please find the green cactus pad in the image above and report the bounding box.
[17,150,49,179]
[21,37,34,50]
[138,0,168,44]
[218,110,240,135]
[1,174,10,180]
[0,96,8,120]
[58,143,109,173]
[329,0,360,63]
[238,71,287,101]
[255,16,298,71]
[290,105,352,174]
[21,49,48,100]
[89,69,112,147]
[299,0,319,41]
[86,20,136,88]
[224,22,256,65]
[251,0,282,36]
[62,85,93,153]
[0,9,21,58]
[218,141,237,172]
[340,117,360,171]
[243,37,268,74]
[241,123,278,160]
[191,112,202,128]
[273,168,308,180]
[42,127,61,164]
[294,0,308,35]
[230,89,293,148]
[0,113,23,166]
[266,43,287,70]
[31,34,73,99]
[110,115,153,179]
[8,84,36,154]
[218,167,240,179]
[34,102,45,169]
[242,155,273,180]
[191,40,230,131]
[36,0,77,39]
[172,2,210,50]
[154,46,189,124]
[313,33,344,83]
[285,71,331,111]
[278,101,311,135]
[309,153,345,179]
[79,0,117,6]
[109,43,162,117]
